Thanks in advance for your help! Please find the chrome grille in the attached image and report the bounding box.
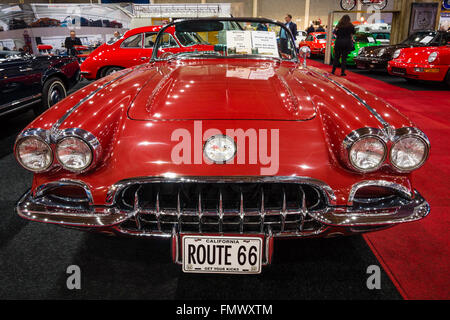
[116,182,327,235]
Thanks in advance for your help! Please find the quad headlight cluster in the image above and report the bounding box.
[342,127,429,173]
[15,128,100,173]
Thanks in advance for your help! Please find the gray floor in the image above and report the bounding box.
[0,78,402,300]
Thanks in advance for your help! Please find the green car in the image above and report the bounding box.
[331,32,381,65]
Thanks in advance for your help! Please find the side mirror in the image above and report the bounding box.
[299,46,311,67]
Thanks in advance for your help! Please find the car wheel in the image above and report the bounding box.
[101,66,123,78]
[445,69,450,88]
[340,0,356,11]
[34,77,67,115]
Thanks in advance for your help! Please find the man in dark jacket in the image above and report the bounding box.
[280,14,297,54]
[64,30,82,56]
[316,25,325,32]
[306,24,315,35]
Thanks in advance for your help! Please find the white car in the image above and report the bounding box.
[295,30,307,47]
[355,23,391,32]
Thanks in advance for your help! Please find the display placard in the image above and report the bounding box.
[226,30,252,55]
[251,31,279,57]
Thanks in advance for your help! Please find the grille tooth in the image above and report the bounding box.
[118,182,326,235]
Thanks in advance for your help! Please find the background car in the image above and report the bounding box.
[331,32,380,66]
[388,46,450,86]
[294,30,307,47]
[370,30,391,46]
[30,18,61,28]
[80,25,214,79]
[0,50,79,117]
[355,30,450,71]
[299,32,329,55]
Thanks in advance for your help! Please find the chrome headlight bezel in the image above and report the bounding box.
[54,128,101,173]
[15,134,53,173]
[358,47,364,55]
[428,51,438,63]
[342,128,388,173]
[56,136,93,172]
[389,128,430,173]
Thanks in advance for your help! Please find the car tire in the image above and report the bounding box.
[101,66,123,78]
[34,77,67,116]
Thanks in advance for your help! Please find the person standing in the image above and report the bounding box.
[64,30,82,56]
[280,14,297,53]
[332,15,355,76]
[306,24,315,35]
[316,25,325,32]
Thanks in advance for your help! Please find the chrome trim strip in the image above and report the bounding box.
[0,93,42,112]
[50,69,134,135]
[308,69,390,128]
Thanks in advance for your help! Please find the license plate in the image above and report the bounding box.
[182,235,263,274]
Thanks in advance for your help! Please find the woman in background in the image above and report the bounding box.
[332,15,355,76]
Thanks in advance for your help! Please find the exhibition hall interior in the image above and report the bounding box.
[0,0,448,302]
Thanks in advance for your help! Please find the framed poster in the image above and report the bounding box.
[409,2,439,35]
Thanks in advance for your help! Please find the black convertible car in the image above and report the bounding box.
[0,51,80,117]
[354,30,450,71]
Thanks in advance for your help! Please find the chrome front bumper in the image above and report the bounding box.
[16,181,430,238]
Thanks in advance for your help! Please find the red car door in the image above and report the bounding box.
[116,32,145,68]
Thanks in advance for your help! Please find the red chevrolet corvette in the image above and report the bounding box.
[80,25,213,80]
[14,18,430,274]
[299,32,329,55]
[388,44,450,86]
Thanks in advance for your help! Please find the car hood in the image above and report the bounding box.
[127,60,317,121]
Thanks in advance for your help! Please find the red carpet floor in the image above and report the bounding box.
[309,59,450,300]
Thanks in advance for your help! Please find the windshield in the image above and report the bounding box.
[175,31,208,46]
[0,51,24,61]
[403,31,438,45]
[354,33,376,43]
[153,19,297,61]
[316,34,327,40]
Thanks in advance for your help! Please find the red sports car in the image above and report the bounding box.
[14,18,430,274]
[388,45,450,86]
[80,25,213,79]
[299,32,329,55]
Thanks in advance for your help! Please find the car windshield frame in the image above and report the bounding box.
[150,17,299,63]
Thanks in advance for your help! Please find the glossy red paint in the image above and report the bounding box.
[80,25,214,80]
[299,32,329,55]
[388,46,450,83]
[24,59,415,208]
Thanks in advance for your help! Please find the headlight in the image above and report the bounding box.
[377,48,386,57]
[392,49,401,59]
[15,137,53,172]
[390,136,428,171]
[56,137,93,172]
[428,51,438,63]
[349,137,386,172]
[203,135,236,164]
